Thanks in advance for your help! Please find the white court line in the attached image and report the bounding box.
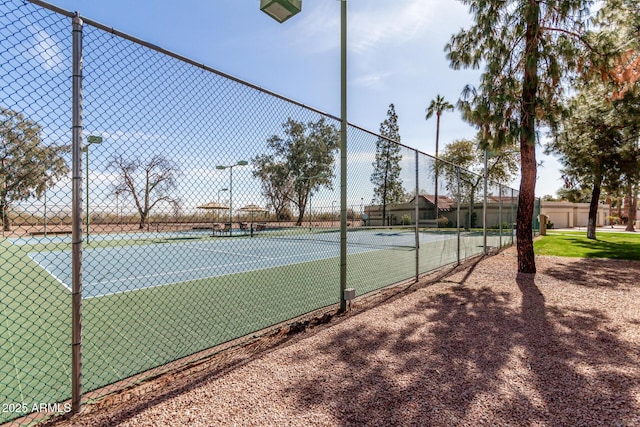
[184,244,274,260]
[34,233,457,298]
[27,254,72,292]
[84,246,349,300]
[93,247,336,287]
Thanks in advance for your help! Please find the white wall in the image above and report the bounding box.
[541,201,611,228]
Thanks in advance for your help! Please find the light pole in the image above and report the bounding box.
[332,200,336,227]
[115,189,122,232]
[217,187,228,224]
[216,161,248,236]
[43,189,47,238]
[261,0,348,311]
[309,191,312,232]
[82,135,102,243]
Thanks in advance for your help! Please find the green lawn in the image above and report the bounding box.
[534,230,640,260]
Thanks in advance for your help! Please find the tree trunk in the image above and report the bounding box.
[139,212,147,230]
[1,202,9,232]
[434,114,441,220]
[516,0,540,273]
[625,182,637,232]
[586,170,602,239]
[382,202,387,227]
[516,1,540,274]
[382,153,389,226]
[517,142,537,273]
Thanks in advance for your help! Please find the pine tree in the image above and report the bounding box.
[371,104,404,226]
[446,0,594,273]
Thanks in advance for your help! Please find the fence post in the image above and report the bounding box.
[483,149,488,255]
[499,184,503,248]
[415,151,419,280]
[511,188,515,245]
[456,166,461,265]
[71,11,84,415]
[339,0,347,312]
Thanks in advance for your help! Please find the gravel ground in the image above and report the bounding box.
[43,247,640,427]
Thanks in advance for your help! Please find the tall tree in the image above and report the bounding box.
[425,95,455,220]
[251,156,293,221]
[596,0,640,231]
[446,0,594,273]
[549,0,640,236]
[109,154,181,229]
[0,107,69,231]
[547,87,625,239]
[253,118,339,226]
[371,104,404,226]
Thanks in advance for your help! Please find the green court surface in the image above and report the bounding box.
[0,228,499,423]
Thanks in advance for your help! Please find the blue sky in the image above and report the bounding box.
[43,0,564,198]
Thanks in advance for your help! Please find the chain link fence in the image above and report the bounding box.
[0,0,540,423]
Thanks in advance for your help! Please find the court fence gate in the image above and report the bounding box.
[0,0,540,423]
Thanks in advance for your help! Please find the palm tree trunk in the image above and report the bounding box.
[434,114,441,221]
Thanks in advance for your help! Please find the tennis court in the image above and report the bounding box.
[26,227,457,298]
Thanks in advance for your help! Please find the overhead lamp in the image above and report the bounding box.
[260,0,302,23]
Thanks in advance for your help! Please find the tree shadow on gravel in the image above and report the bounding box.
[286,272,640,426]
[542,257,640,289]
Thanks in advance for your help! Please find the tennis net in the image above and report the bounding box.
[254,225,421,250]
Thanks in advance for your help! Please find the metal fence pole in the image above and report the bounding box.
[415,151,419,280]
[456,166,461,265]
[71,12,84,415]
[483,149,488,255]
[499,184,503,248]
[339,0,348,312]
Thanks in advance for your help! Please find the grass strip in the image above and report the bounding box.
[534,230,640,260]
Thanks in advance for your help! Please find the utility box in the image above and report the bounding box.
[344,288,356,301]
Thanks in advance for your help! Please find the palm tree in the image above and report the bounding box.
[425,95,454,221]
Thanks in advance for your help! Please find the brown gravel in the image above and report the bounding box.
[42,247,640,427]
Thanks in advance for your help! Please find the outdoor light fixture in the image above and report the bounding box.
[216,161,248,236]
[261,0,348,312]
[260,0,302,23]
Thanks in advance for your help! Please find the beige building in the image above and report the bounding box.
[540,201,640,229]
[365,196,639,230]
[364,195,518,229]
[539,201,605,228]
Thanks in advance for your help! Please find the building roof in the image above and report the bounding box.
[410,195,456,211]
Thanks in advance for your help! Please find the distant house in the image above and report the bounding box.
[363,195,638,230]
[538,201,633,228]
[365,195,450,226]
[364,194,517,229]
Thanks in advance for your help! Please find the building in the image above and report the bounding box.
[365,195,639,230]
[364,194,518,229]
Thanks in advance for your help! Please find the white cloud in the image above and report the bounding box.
[288,0,438,55]
[349,0,436,54]
[25,21,66,73]
[352,72,392,89]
